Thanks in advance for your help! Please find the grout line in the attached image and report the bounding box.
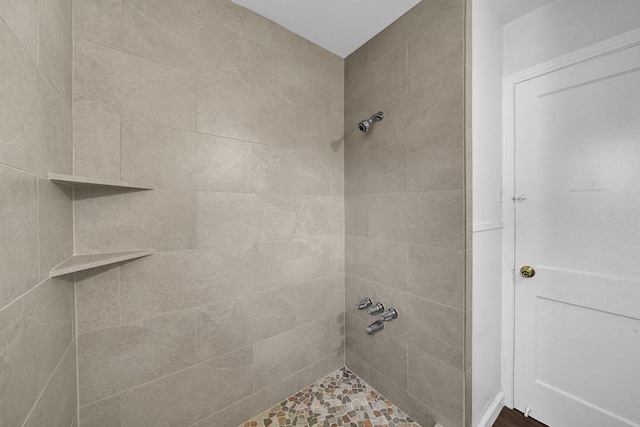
[119,0,122,51]
[117,266,122,326]
[0,162,51,180]
[194,310,198,364]
[344,272,465,313]
[0,274,50,315]
[194,74,199,132]
[21,339,76,427]
[77,273,342,335]
[36,177,41,281]
[74,273,81,427]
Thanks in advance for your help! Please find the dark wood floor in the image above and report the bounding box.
[493,407,549,427]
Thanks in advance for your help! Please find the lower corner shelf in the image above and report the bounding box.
[50,250,155,277]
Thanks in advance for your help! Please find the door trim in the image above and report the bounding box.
[500,27,640,409]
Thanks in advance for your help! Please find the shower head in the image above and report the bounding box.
[358,111,384,133]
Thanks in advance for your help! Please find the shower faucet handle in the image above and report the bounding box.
[380,308,398,322]
[367,302,384,315]
[356,297,372,310]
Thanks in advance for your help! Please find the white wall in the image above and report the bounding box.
[504,0,640,76]
[472,0,504,425]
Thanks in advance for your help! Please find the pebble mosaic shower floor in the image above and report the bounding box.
[239,367,421,427]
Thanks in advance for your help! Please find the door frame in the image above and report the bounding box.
[500,27,640,409]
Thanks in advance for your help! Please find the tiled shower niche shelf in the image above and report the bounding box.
[48,173,154,190]
[50,250,155,277]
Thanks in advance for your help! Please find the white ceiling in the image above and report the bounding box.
[231,0,555,58]
[485,0,554,24]
[230,0,421,58]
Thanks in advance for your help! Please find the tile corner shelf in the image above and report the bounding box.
[50,250,155,277]
[48,173,154,190]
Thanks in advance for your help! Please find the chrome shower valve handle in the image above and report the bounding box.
[367,302,384,315]
[356,297,372,310]
[380,308,398,322]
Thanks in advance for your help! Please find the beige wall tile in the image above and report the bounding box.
[345,195,369,237]
[73,112,120,180]
[78,310,196,405]
[22,395,44,427]
[197,78,296,149]
[343,97,400,159]
[345,44,408,112]
[408,37,464,101]
[75,265,121,334]
[196,287,296,361]
[253,318,330,390]
[465,309,472,372]
[37,178,73,281]
[295,351,344,389]
[346,236,408,291]
[396,291,465,370]
[161,0,248,26]
[295,274,344,326]
[122,0,283,94]
[408,346,464,427]
[197,373,298,427]
[345,313,408,388]
[279,54,331,114]
[0,22,71,176]
[368,191,465,249]
[345,143,408,195]
[345,6,468,419]
[39,0,72,103]
[345,350,370,384]
[79,395,121,427]
[253,237,333,292]
[408,129,465,192]
[74,39,197,130]
[253,144,331,195]
[296,107,344,155]
[369,368,440,427]
[197,194,343,247]
[344,272,464,370]
[42,344,77,427]
[345,44,368,80]
[465,367,472,427]
[408,244,465,310]
[119,247,254,323]
[121,347,253,427]
[74,188,197,253]
[0,166,38,308]
[0,0,38,58]
[196,192,294,247]
[331,154,345,197]
[121,121,253,191]
[74,0,121,48]
[0,277,73,427]
[330,311,345,354]
[330,235,345,275]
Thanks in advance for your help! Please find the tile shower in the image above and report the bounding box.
[0,1,470,427]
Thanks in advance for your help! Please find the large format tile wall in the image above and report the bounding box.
[72,0,345,426]
[0,0,77,426]
[343,1,471,426]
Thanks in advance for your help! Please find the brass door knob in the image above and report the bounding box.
[520,266,535,278]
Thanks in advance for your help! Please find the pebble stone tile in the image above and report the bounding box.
[240,367,421,427]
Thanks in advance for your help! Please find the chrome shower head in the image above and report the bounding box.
[358,111,384,133]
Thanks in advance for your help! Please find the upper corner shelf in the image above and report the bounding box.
[50,249,155,277]
[48,173,154,190]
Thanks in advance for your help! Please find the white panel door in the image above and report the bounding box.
[514,44,640,427]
